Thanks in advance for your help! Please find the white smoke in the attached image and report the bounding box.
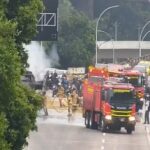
[49,44,59,67]
[24,41,51,81]
[24,41,60,81]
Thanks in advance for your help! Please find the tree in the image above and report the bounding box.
[6,0,44,68]
[0,0,43,149]
[0,113,10,150]
[95,0,150,40]
[56,0,95,68]
[43,0,95,69]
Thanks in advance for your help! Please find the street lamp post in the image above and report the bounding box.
[97,40,114,63]
[97,30,112,39]
[142,30,150,41]
[139,30,150,61]
[97,30,115,63]
[95,5,119,65]
[112,39,115,63]
[139,20,150,58]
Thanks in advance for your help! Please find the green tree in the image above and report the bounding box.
[0,18,42,149]
[0,0,43,149]
[57,0,95,68]
[0,113,10,150]
[6,0,44,68]
[95,0,150,40]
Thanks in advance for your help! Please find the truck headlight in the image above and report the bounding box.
[129,116,135,122]
[105,115,112,120]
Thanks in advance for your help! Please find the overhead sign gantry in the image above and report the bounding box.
[33,0,58,41]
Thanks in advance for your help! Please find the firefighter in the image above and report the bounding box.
[137,98,144,121]
[42,91,48,116]
[71,89,78,112]
[67,93,72,116]
[57,83,65,107]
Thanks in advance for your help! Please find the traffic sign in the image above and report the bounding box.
[33,0,58,41]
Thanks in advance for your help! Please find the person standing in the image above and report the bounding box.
[144,100,150,124]
[57,84,65,107]
[67,93,72,116]
[71,89,78,112]
[42,91,48,116]
[138,98,144,118]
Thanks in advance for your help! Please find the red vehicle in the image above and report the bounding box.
[107,64,124,77]
[123,69,145,100]
[82,73,136,134]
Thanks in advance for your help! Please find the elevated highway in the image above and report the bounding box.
[97,41,150,64]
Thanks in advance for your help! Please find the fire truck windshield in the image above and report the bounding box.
[109,89,135,104]
[124,76,143,87]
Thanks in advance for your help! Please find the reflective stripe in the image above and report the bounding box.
[111,110,131,113]
[112,114,131,117]
[111,109,132,117]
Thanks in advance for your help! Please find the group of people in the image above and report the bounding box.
[56,75,83,116]
[44,71,82,96]
[42,71,83,116]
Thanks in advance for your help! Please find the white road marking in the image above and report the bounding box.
[101,146,105,150]
[103,133,106,136]
[145,126,150,144]
[102,139,105,143]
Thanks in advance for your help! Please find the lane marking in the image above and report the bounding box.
[103,133,106,136]
[102,139,105,143]
[101,132,106,150]
[101,133,106,150]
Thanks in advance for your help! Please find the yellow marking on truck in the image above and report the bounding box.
[129,76,138,79]
[111,110,131,113]
[87,87,94,93]
[113,89,130,93]
[112,114,131,117]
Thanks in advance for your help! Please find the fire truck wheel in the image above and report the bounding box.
[126,128,132,134]
[89,112,98,129]
[85,111,90,128]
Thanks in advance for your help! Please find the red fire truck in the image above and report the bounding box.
[123,70,145,105]
[82,68,136,134]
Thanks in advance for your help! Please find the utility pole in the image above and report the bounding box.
[114,21,118,41]
[95,5,119,65]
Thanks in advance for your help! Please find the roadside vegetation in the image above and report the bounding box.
[46,0,150,68]
[0,1,43,149]
[44,0,95,69]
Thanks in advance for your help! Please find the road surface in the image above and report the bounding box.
[26,110,150,150]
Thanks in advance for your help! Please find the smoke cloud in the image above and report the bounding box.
[49,44,59,67]
[24,41,51,81]
[24,41,60,81]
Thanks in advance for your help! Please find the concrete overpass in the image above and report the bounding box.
[96,41,150,63]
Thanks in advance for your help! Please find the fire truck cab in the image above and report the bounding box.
[123,70,145,110]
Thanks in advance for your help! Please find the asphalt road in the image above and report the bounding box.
[26,110,150,150]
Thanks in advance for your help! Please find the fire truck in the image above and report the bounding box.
[123,70,145,100]
[107,64,124,77]
[82,68,136,134]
